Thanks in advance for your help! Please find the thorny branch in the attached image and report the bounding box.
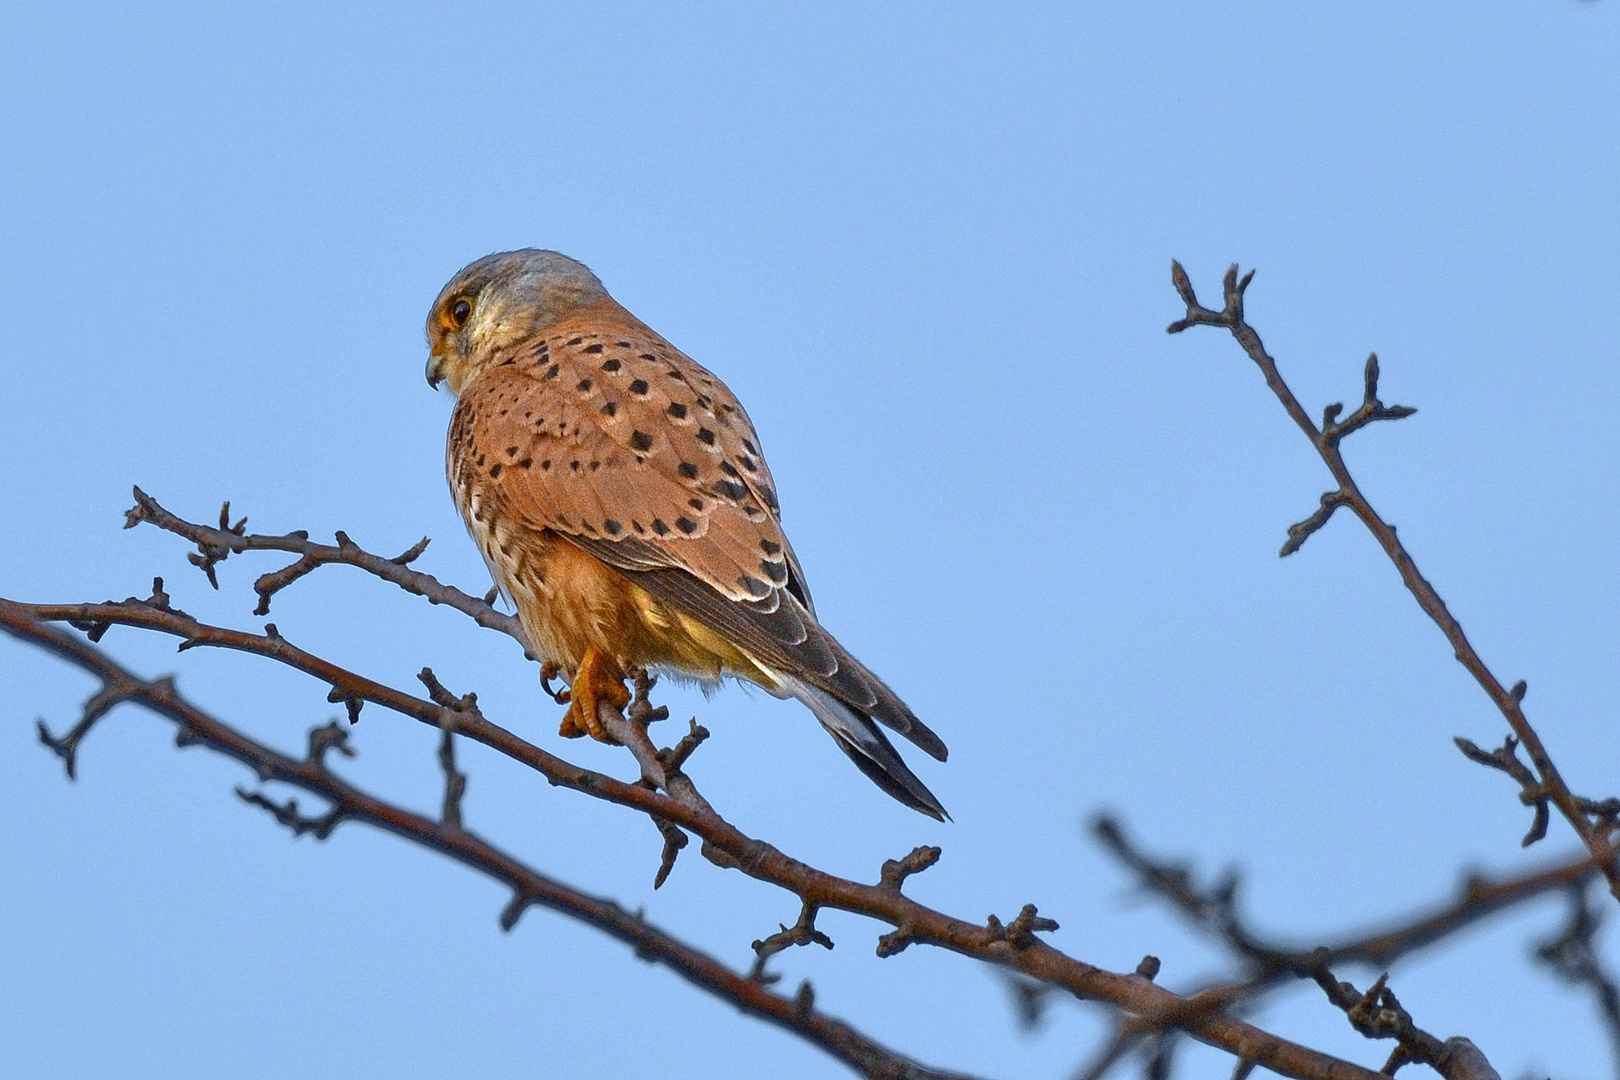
[1167,262,1620,905]
[0,491,1428,1080]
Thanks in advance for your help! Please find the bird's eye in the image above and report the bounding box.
[449,298,473,328]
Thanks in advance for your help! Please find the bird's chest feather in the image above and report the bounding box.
[450,476,654,675]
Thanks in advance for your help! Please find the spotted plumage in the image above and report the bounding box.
[426,249,947,819]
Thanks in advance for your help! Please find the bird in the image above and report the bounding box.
[425,249,948,820]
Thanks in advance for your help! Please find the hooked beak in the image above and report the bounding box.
[426,353,446,390]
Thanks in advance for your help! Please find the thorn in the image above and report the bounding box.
[1511,680,1528,703]
[1136,955,1161,980]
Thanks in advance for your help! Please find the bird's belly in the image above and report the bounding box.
[481,523,762,687]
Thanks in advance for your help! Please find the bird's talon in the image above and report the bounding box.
[540,660,571,705]
[557,646,629,744]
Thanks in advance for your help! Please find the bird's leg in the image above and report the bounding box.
[557,645,631,743]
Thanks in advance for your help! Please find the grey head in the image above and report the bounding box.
[426,249,612,394]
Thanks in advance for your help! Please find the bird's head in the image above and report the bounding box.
[425,248,610,394]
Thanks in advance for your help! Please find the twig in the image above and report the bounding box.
[1095,814,1596,980]
[1168,262,1620,904]
[1454,733,1551,847]
[1533,882,1620,1075]
[124,487,533,656]
[751,900,835,982]
[1294,957,1500,1080]
[436,720,468,831]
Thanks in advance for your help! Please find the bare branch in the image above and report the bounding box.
[751,900,835,982]
[124,487,533,655]
[1534,883,1620,1073]
[1096,813,1596,978]
[1,603,988,1080]
[2,591,1399,1080]
[1295,957,1501,1080]
[1167,261,1620,904]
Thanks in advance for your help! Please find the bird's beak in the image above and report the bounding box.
[426,353,446,390]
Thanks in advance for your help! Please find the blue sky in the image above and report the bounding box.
[3,2,1618,1077]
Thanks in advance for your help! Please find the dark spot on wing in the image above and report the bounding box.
[676,516,698,534]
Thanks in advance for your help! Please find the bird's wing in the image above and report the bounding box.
[451,312,944,761]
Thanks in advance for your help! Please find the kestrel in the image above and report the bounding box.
[425,250,947,819]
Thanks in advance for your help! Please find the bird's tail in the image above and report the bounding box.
[778,674,949,821]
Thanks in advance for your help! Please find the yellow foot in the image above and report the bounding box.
[557,646,631,742]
